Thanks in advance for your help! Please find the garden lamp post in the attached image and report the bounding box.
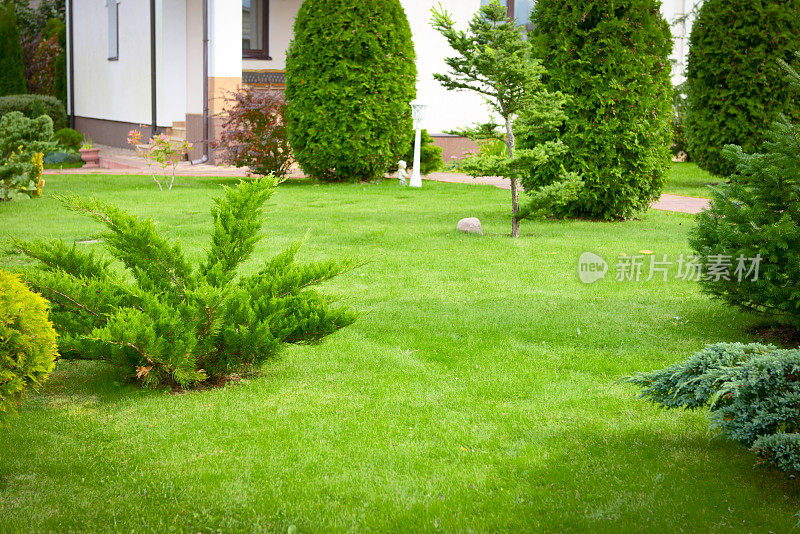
[410,99,428,188]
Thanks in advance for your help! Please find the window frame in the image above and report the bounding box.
[107,0,119,61]
[242,0,270,60]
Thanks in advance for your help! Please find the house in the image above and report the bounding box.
[65,0,697,163]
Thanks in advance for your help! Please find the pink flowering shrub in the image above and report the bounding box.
[128,130,192,191]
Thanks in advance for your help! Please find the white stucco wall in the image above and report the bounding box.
[160,0,187,125]
[72,0,152,125]
[402,0,495,135]
[186,0,204,115]
[210,0,243,78]
[72,0,700,133]
[72,0,189,127]
[662,0,699,85]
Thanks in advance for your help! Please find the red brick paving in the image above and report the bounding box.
[46,150,709,215]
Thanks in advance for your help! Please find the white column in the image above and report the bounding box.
[209,0,242,80]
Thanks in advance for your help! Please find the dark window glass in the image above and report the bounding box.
[243,0,269,59]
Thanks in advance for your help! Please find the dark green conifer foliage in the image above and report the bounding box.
[685,0,800,176]
[14,179,357,388]
[0,5,27,97]
[285,0,416,182]
[529,0,673,219]
[690,54,800,328]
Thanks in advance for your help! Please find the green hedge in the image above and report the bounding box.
[285,0,416,182]
[685,0,800,176]
[529,0,673,219]
[0,5,26,97]
[402,129,442,176]
[0,94,67,131]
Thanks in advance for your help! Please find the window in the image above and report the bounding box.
[243,0,269,59]
[107,0,119,60]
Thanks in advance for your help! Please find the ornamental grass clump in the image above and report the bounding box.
[14,178,357,389]
[627,343,800,473]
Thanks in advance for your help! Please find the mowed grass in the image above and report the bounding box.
[0,173,797,533]
[663,162,720,198]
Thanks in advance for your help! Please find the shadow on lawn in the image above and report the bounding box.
[504,426,800,530]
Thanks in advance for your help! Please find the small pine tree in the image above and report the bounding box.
[432,1,575,237]
[0,5,27,97]
[689,54,800,328]
[529,0,673,219]
[685,0,800,176]
[285,0,416,182]
[15,178,357,388]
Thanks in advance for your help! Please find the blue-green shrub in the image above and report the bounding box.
[628,343,800,472]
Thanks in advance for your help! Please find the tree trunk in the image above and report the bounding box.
[505,118,520,238]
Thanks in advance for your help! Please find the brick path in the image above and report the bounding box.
[424,172,710,215]
[46,148,710,215]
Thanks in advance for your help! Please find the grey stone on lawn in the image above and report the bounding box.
[457,217,483,235]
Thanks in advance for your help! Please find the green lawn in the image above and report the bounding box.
[0,174,796,532]
[663,162,720,199]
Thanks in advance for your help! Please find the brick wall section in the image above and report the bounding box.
[431,135,478,162]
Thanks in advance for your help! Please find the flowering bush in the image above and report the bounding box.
[127,130,192,191]
[0,148,44,200]
[0,111,52,201]
[217,86,292,178]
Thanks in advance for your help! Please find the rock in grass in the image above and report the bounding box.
[457,217,483,235]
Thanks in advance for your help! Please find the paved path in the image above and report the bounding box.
[46,148,710,215]
[424,172,710,215]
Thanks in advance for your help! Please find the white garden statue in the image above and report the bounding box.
[397,160,409,186]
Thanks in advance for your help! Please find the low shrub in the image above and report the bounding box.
[401,129,443,176]
[0,112,52,200]
[43,151,81,165]
[127,131,192,191]
[217,86,292,177]
[627,343,800,472]
[0,111,56,158]
[0,94,67,130]
[0,270,58,425]
[689,56,800,328]
[14,178,357,389]
[54,127,82,151]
